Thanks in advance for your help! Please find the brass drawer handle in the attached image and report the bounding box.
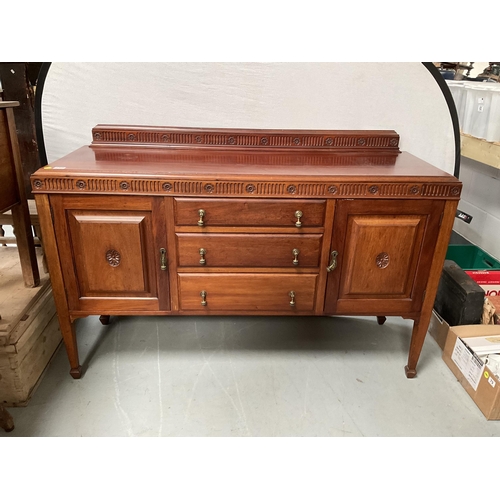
[198,209,205,226]
[289,291,296,306]
[160,248,167,271]
[199,248,206,265]
[292,248,299,266]
[200,290,207,306]
[295,210,303,228]
[326,250,338,272]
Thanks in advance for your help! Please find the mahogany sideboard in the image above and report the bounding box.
[31,125,462,379]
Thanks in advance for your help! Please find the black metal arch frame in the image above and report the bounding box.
[34,62,461,178]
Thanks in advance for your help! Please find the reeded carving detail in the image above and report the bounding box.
[421,184,456,197]
[256,182,286,195]
[340,184,367,196]
[376,252,390,269]
[76,180,86,189]
[297,184,326,196]
[174,181,203,194]
[106,249,121,267]
[86,179,117,191]
[162,182,172,191]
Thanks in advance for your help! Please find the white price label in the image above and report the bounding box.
[489,377,496,388]
[451,337,484,390]
[478,97,485,104]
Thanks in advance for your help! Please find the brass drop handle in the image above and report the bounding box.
[199,248,206,265]
[160,248,167,271]
[200,290,207,306]
[292,248,299,266]
[326,250,338,272]
[295,210,303,228]
[198,209,205,226]
[289,291,296,307]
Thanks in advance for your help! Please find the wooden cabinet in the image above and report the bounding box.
[325,199,444,315]
[32,125,462,380]
[50,195,170,312]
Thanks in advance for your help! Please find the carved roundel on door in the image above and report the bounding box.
[376,252,390,269]
[106,249,121,267]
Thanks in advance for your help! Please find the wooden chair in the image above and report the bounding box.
[0,101,40,288]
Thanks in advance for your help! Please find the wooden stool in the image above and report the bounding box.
[0,101,40,288]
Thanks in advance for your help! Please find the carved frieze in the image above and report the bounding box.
[31,176,461,199]
[90,125,401,151]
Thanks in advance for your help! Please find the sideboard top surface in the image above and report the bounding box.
[33,145,457,181]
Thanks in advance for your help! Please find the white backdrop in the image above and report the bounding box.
[41,62,456,174]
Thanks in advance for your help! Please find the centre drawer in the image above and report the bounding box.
[178,273,318,312]
[174,198,326,227]
[176,233,322,268]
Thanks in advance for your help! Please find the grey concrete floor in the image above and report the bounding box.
[3,314,500,437]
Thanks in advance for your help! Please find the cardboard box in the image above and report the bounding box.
[465,270,500,297]
[442,324,500,420]
[428,309,450,351]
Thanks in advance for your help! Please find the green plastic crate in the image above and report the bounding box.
[446,245,500,270]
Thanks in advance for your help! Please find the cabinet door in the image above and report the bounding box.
[324,199,444,315]
[52,195,169,313]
